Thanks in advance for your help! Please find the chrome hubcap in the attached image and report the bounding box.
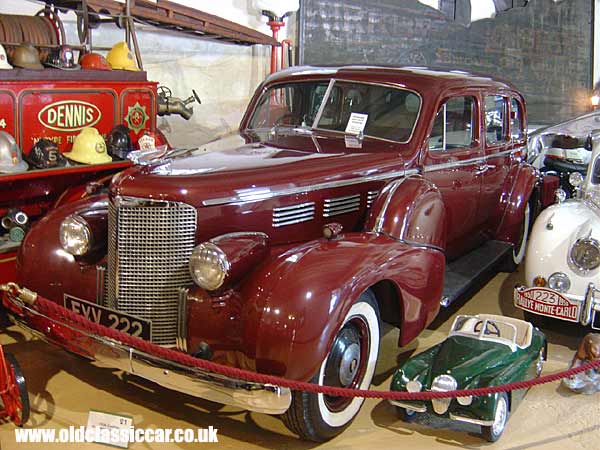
[492,397,507,436]
[324,326,362,388]
[339,343,360,386]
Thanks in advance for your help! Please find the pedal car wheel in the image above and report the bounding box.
[395,406,418,422]
[1,353,30,426]
[282,290,380,442]
[481,392,509,442]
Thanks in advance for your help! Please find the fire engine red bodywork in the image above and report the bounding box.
[16,66,538,382]
[0,70,158,282]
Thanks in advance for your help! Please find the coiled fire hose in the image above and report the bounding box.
[2,282,600,401]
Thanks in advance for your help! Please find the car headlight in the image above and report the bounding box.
[406,380,422,393]
[548,272,571,293]
[570,238,600,271]
[569,172,584,188]
[555,188,567,203]
[189,242,230,291]
[59,214,91,256]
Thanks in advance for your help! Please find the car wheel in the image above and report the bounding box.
[282,290,380,442]
[501,200,531,273]
[536,346,547,377]
[395,406,418,423]
[481,392,509,442]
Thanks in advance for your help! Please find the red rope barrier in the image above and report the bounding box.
[14,293,600,401]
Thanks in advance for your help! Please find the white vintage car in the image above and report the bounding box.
[515,132,600,330]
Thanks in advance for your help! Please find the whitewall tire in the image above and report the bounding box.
[282,290,380,442]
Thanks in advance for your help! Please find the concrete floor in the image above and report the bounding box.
[0,268,598,449]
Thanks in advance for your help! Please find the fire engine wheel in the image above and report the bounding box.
[502,200,532,272]
[282,290,380,442]
[1,353,30,426]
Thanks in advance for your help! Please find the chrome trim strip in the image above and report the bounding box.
[323,206,360,217]
[272,215,315,228]
[389,400,427,413]
[202,168,419,207]
[273,202,315,212]
[373,177,413,233]
[176,288,188,353]
[96,264,107,306]
[423,148,519,173]
[323,194,361,204]
[273,206,315,218]
[9,306,291,415]
[449,413,494,426]
[311,78,336,127]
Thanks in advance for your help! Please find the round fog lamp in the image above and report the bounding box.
[189,242,230,291]
[569,172,584,188]
[548,272,571,293]
[555,188,567,203]
[406,380,422,393]
[59,214,91,256]
[570,238,600,272]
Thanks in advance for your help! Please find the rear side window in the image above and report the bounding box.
[428,96,476,151]
[485,95,508,145]
[511,98,525,141]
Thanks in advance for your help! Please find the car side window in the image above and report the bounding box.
[485,95,508,145]
[428,96,475,151]
[510,98,525,141]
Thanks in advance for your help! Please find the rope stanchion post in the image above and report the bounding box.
[3,283,600,401]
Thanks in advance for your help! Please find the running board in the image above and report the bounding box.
[441,240,513,307]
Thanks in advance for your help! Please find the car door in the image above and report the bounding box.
[480,94,525,231]
[422,94,484,260]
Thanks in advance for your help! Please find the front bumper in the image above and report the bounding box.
[7,299,291,415]
[514,283,600,329]
[389,399,494,426]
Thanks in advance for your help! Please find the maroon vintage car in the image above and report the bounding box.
[12,66,537,441]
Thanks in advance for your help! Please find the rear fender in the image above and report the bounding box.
[239,232,445,381]
[364,175,446,250]
[495,163,538,244]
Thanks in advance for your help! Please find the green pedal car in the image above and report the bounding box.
[390,314,547,442]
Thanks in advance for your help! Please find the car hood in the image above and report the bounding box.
[110,140,409,207]
[428,336,511,386]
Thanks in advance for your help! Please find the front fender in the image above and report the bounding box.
[495,163,538,244]
[239,232,445,381]
[525,200,599,292]
[365,175,446,250]
[17,195,108,303]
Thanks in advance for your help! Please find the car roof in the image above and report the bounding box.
[265,65,517,93]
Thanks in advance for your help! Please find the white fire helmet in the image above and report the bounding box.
[0,132,28,173]
[0,45,12,70]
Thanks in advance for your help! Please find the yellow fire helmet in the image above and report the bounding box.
[106,41,139,71]
[64,127,112,165]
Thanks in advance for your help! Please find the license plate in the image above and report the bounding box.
[64,294,152,340]
[514,287,580,322]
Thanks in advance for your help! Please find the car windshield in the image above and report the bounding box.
[247,80,421,143]
[450,316,517,347]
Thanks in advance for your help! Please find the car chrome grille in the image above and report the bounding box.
[107,196,197,346]
[272,202,315,228]
[323,194,361,217]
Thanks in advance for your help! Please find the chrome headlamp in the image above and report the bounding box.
[59,214,92,256]
[189,242,230,291]
[430,374,457,414]
[570,238,600,272]
[548,272,571,293]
